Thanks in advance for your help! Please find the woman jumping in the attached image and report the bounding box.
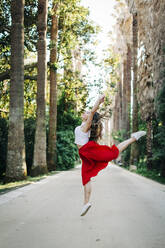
[74,95,146,216]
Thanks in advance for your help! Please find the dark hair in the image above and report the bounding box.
[89,112,103,142]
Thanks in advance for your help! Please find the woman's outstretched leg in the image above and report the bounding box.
[117,131,146,154]
[117,137,136,153]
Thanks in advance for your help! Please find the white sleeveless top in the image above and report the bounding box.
[74,123,90,146]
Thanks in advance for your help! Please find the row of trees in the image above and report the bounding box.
[107,0,165,177]
[0,0,99,181]
[2,0,164,182]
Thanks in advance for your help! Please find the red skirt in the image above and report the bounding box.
[79,141,119,186]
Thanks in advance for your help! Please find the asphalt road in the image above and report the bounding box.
[0,164,165,248]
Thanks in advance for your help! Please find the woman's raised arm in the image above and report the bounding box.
[81,95,105,132]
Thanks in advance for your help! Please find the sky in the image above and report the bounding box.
[81,0,116,41]
[81,0,116,52]
[80,0,116,103]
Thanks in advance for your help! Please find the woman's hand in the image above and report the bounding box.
[99,94,105,104]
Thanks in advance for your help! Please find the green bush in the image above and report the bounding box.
[0,114,80,177]
[111,118,147,167]
[55,93,81,170]
[0,118,8,177]
[152,81,165,176]
[136,166,165,184]
[56,130,79,170]
[57,93,81,132]
[0,92,82,177]
[24,114,80,172]
[24,118,36,173]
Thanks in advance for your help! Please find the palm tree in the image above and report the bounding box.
[130,11,139,165]
[130,0,154,169]
[126,44,131,134]
[111,3,132,138]
[122,53,131,138]
[31,0,48,176]
[47,2,59,171]
[6,0,27,181]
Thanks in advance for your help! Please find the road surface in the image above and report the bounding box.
[0,164,165,248]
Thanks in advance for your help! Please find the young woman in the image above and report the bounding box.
[74,95,146,216]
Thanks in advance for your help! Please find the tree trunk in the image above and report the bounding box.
[114,88,120,132]
[47,3,58,171]
[146,116,153,170]
[126,44,131,135]
[118,74,123,130]
[130,12,139,166]
[122,45,131,139]
[31,0,48,176]
[6,0,27,182]
[122,60,127,130]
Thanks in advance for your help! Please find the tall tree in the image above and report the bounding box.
[108,1,132,142]
[130,11,139,165]
[47,1,59,171]
[31,0,48,176]
[122,59,127,132]
[126,44,131,134]
[5,0,27,181]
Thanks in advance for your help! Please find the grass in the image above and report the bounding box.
[0,171,60,195]
[0,162,81,195]
[118,161,165,184]
[135,167,165,184]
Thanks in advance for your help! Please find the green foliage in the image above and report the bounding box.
[49,62,59,71]
[135,166,165,184]
[0,0,11,57]
[24,0,38,52]
[111,129,127,143]
[0,0,98,118]
[0,0,98,177]
[57,0,97,58]
[104,48,120,87]
[156,82,165,124]
[0,80,9,116]
[111,129,130,166]
[152,81,165,175]
[152,118,165,165]
[137,112,147,162]
[0,84,81,176]
[24,118,36,173]
[24,107,81,172]
[0,0,38,117]
[0,118,8,177]
[24,104,81,172]
[56,93,81,170]
[57,92,81,130]
[0,112,80,177]
[58,69,88,115]
[56,130,79,170]
[112,117,147,167]
[0,118,36,176]
[0,0,38,57]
